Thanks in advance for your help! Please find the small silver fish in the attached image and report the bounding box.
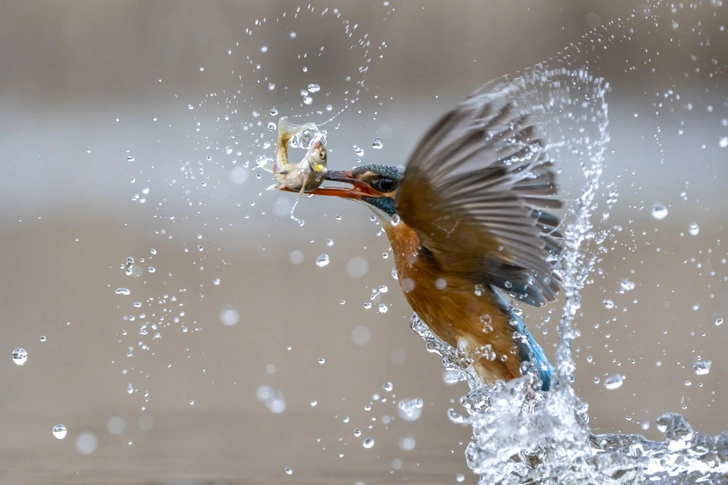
[260,117,328,224]
[261,117,327,193]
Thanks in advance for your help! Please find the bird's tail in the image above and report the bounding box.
[492,290,553,391]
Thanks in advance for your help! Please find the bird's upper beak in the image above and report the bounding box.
[307,170,380,200]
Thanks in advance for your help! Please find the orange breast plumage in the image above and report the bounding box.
[385,221,524,385]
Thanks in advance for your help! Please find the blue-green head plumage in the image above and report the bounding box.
[361,195,397,216]
[350,164,403,218]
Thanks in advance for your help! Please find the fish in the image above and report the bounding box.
[261,117,328,193]
[259,117,328,224]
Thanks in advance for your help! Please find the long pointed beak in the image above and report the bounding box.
[307,170,379,200]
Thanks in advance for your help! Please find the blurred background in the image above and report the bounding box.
[1,1,727,484]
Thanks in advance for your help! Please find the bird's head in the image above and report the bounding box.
[310,164,403,221]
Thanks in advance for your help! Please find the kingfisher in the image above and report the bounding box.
[289,90,563,391]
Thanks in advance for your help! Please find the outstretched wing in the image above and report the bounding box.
[395,89,563,306]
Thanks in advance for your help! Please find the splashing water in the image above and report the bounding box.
[407,67,728,484]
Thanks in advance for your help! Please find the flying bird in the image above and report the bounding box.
[292,90,562,390]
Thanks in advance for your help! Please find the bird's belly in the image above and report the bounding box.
[386,224,521,384]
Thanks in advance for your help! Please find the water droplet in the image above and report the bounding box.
[354,146,364,157]
[720,137,728,148]
[268,83,276,91]
[39,335,46,342]
[694,361,712,375]
[107,416,126,435]
[213,278,221,286]
[399,435,416,451]
[315,254,330,268]
[284,467,293,475]
[127,383,134,394]
[456,474,465,483]
[289,31,297,39]
[318,357,326,364]
[115,287,131,296]
[268,122,276,131]
[688,222,699,236]
[326,104,333,112]
[303,96,313,105]
[363,438,375,449]
[308,83,321,93]
[398,398,423,421]
[189,400,195,405]
[75,432,98,455]
[371,137,383,149]
[620,279,635,292]
[347,257,369,278]
[260,45,268,53]
[270,108,278,116]
[220,307,240,326]
[52,424,67,440]
[256,385,286,414]
[391,214,401,226]
[363,302,372,310]
[604,374,624,390]
[351,326,371,345]
[603,299,615,309]
[651,202,668,220]
[354,428,361,437]
[383,382,393,391]
[391,267,398,280]
[716,317,724,326]
[188,104,194,110]
[325,239,334,247]
[378,304,388,313]
[12,348,27,366]
[288,250,304,265]
[310,400,317,407]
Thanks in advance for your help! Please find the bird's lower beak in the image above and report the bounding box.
[307,170,376,200]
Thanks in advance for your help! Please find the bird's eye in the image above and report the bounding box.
[373,176,396,193]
